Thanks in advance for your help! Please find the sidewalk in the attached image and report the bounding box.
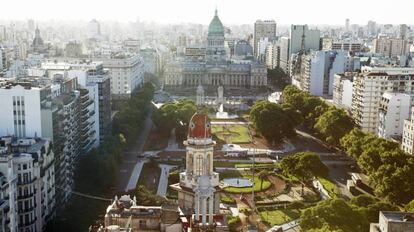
[125,160,147,192]
[156,164,176,196]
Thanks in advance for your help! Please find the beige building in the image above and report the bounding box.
[102,195,182,232]
[370,211,414,232]
[373,37,410,58]
[352,66,414,133]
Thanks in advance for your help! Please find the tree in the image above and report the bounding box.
[250,100,296,144]
[300,198,367,232]
[258,170,269,190]
[267,67,289,89]
[280,152,328,182]
[350,195,397,223]
[405,199,414,213]
[314,107,354,146]
[340,128,367,158]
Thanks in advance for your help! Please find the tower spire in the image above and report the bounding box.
[215,6,218,16]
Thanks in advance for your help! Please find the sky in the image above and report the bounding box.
[1,0,413,25]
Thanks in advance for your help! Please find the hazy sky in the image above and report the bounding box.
[2,0,412,25]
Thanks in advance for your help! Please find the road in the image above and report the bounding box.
[125,160,146,192]
[156,164,176,197]
[116,109,154,192]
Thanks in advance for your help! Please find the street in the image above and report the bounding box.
[116,109,154,192]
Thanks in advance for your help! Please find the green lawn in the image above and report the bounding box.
[318,177,340,198]
[212,125,251,144]
[259,209,301,226]
[223,175,271,193]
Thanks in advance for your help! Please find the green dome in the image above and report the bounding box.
[208,9,224,36]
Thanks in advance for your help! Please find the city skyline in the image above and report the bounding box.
[1,0,413,25]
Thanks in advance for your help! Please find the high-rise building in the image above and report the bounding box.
[290,50,358,96]
[254,20,277,58]
[0,137,55,232]
[402,107,414,155]
[377,92,410,139]
[333,73,354,110]
[352,66,414,133]
[280,25,320,72]
[345,18,350,32]
[87,19,101,39]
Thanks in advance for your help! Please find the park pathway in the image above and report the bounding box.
[125,160,147,192]
[156,164,176,196]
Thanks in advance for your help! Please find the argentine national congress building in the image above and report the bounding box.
[164,10,268,88]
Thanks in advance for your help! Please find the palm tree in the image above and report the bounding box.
[258,170,269,190]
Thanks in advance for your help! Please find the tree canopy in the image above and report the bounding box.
[314,107,354,146]
[250,100,297,144]
[279,152,329,182]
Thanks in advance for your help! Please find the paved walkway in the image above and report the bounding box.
[125,160,147,192]
[165,128,184,152]
[156,164,176,196]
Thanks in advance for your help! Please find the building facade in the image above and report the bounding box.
[352,66,414,133]
[377,92,410,139]
[165,11,267,89]
[291,50,358,96]
[102,55,145,100]
[254,20,277,58]
[0,137,55,232]
[333,73,354,110]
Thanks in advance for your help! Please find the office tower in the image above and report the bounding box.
[254,20,277,58]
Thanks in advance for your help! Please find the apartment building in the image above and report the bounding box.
[102,54,145,101]
[333,73,354,110]
[291,50,358,96]
[253,20,277,58]
[373,37,410,58]
[0,137,55,232]
[402,106,414,155]
[351,66,414,133]
[43,60,111,143]
[377,92,410,139]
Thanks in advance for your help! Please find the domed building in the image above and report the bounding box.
[164,10,267,89]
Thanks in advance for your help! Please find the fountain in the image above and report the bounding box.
[215,104,229,119]
[223,178,253,188]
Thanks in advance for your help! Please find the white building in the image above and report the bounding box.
[377,92,410,139]
[280,25,320,72]
[0,137,55,232]
[291,50,358,96]
[333,73,354,110]
[87,19,101,39]
[0,84,48,138]
[352,66,414,133]
[101,54,144,100]
[402,107,414,155]
[370,211,414,232]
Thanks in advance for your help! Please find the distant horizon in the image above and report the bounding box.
[1,0,413,26]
